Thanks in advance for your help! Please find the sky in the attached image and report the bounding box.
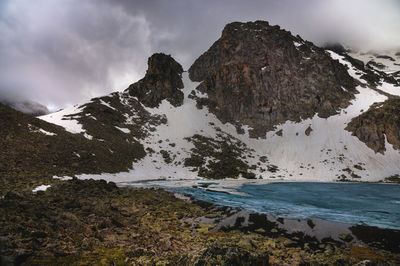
[0,0,399,111]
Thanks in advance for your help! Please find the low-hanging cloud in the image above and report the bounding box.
[0,0,399,111]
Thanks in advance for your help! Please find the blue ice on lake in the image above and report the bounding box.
[169,182,400,230]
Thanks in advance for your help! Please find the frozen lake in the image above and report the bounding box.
[123,181,400,230]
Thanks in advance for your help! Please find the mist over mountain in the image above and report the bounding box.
[0,99,49,116]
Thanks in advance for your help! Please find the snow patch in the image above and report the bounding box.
[115,126,131,134]
[293,41,303,48]
[377,82,400,96]
[39,104,94,139]
[100,99,117,111]
[38,128,56,136]
[32,185,51,193]
[39,105,85,134]
[28,124,57,136]
[53,175,73,181]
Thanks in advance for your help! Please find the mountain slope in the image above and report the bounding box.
[0,102,145,194]
[35,21,400,183]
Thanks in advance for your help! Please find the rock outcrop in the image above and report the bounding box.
[346,99,400,153]
[189,21,357,137]
[126,53,184,107]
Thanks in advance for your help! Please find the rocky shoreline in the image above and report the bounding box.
[1,178,399,265]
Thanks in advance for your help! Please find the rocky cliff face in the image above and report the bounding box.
[126,53,184,107]
[346,99,400,154]
[189,21,357,137]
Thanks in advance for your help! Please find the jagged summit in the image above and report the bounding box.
[125,53,184,108]
[189,20,357,137]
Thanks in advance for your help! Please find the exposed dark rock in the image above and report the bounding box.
[323,42,348,54]
[160,150,173,164]
[305,126,313,136]
[360,72,381,86]
[343,55,365,71]
[307,219,315,229]
[350,225,400,253]
[339,233,353,243]
[353,164,364,171]
[126,53,184,107]
[346,99,400,153]
[376,55,395,61]
[366,60,386,70]
[342,54,399,86]
[384,174,400,184]
[184,133,257,179]
[189,21,357,138]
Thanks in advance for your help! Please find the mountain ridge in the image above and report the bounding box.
[36,21,400,183]
[2,20,400,194]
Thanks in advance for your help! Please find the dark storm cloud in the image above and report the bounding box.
[1,0,399,110]
[0,0,151,110]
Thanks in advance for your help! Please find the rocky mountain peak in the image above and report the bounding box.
[126,53,184,107]
[189,20,357,138]
[146,53,183,77]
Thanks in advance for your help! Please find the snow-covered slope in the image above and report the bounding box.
[40,104,93,139]
[349,49,400,74]
[40,49,400,183]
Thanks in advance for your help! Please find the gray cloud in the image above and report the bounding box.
[1,0,399,111]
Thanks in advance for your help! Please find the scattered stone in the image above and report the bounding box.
[305,126,313,136]
[376,55,395,61]
[338,233,353,242]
